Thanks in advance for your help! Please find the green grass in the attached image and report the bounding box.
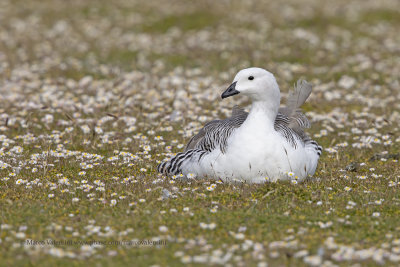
[141,12,220,33]
[361,10,400,24]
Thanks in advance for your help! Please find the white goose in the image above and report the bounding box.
[158,67,322,183]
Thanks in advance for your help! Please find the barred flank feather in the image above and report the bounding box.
[307,140,323,156]
[157,149,207,175]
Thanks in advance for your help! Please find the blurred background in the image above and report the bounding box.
[0,0,398,83]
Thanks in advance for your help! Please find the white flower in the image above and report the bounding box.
[338,75,356,89]
[42,114,54,123]
[234,233,245,240]
[208,223,216,230]
[344,186,352,192]
[15,232,26,239]
[159,226,168,232]
[58,177,70,185]
[11,146,23,154]
[181,255,192,264]
[95,127,103,134]
[238,226,247,232]
[199,222,216,230]
[304,255,322,266]
[65,127,74,133]
[207,184,216,191]
[187,173,196,179]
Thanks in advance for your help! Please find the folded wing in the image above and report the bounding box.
[185,105,247,153]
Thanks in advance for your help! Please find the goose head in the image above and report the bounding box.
[222,67,281,104]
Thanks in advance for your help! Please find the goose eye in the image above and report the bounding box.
[248,76,254,80]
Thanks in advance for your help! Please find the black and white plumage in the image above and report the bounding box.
[158,68,322,183]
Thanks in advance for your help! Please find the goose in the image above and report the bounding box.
[158,67,322,183]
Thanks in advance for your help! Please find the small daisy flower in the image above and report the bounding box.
[344,186,352,192]
[287,172,295,178]
[187,173,196,179]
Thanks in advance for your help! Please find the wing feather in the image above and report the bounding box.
[184,106,247,153]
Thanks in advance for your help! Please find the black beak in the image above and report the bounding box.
[221,82,240,99]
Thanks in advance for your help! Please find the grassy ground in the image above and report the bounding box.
[1,0,400,266]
